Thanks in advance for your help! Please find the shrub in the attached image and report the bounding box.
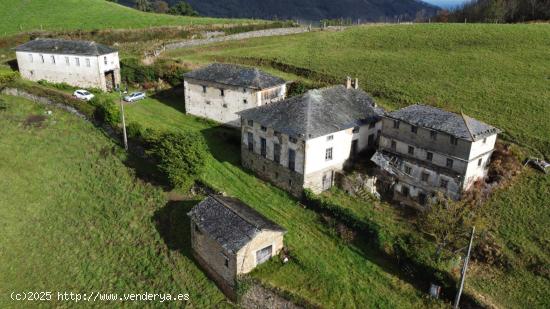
[89,96,120,127]
[0,71,19,84]
[126,121,144,139]
[145,130,208,191]
[37,80,75,91]
[121,58,188,87]
[0,98,7,111]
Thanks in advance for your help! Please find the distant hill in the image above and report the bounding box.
[120,0,439,22]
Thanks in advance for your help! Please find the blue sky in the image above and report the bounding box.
[422,0,469,9]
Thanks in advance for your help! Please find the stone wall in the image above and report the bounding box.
[1,87,86,118]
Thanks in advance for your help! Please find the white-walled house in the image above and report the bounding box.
[15,38,121,91]
[183,63,287,127]
[238,84,383,197]
[372,104,500,207]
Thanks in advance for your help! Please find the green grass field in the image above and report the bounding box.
[0,95,230,308]
[0,0,253,36]
[167,23,550,158]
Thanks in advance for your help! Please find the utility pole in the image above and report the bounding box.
[454,226,475,309]
[119,90,128,151]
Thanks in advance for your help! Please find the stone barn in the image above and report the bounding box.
[188,195,286,299]
[15,38,121,91]
[183,63,287,127]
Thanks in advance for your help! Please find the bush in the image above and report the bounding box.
[121,58,188,87]
[37,80,75,91]
[89,96,120,127]
[0,71,19,84]
[126,121,144,139]
[145,130,208,191]
[0,98,7,111]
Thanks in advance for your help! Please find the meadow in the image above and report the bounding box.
[0,0,254,37]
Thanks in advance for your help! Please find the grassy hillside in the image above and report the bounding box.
[0,95,228,307]
[0,0,252,36]
[167,23,550,158]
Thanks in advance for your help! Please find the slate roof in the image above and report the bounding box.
[187,195,286,253]
[15,38,117,56]
[183,63,286,90]
[387,104,500,142]
[238,85,383,139]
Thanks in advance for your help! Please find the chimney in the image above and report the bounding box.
[353,78,359,89]
[345,76,352,89]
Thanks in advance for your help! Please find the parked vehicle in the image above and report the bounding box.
[73,89,94,101]
[123,92,146,102]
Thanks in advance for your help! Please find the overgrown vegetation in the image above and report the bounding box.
[435,0,550,23]
[121,58,189,88]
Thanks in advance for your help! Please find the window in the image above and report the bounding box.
[28,54,33,62]
[75,57,80,66]
[418,193,427,205]
[104,56,107,65]
[325,147,333,161]
[411,125,418,133]
[288,149,296,171]
[483,138,487,144]
[478,158,483,167]
[260,138,267,158]
[274,143,281,163]
[402,185,410,197]
[446,158,454,168]
[391,140,397,150]
[40,54,45,63]
[369,122,376,129]
[404,165,412,175]
[440,179,449,189]
[261,126,267,132]
[51,55,56,64]
[202,85,207,93]
[65,56,69,65]
[194,224,201,234]
[256,245,273,265]
[243,88,247,93]
[450,136,458,145]
[327,135,334,141]
[243,99,247,104]
[426,152,433,161]
[393,120,400,129]
[223,255,229,268]
[430,131,437,140]
[247,132,254,152]
[289,136,297,144]
[421,172,429,182]
[222,103,228,108]
[205,100,211,105]
[247,119,253,126]
[408,146,415,155]
[85,58,90,67]
[353,126,360,133]
[220,89,225,97]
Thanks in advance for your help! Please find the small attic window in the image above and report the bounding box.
[202,85,207,93]
[289,136,297,143]
[220,89,225,97]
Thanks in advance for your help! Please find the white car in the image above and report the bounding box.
[123,92,146,102]
[73,89,94,101]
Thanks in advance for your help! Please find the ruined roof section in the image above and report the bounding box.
[15,38,117,56]
[187,195,286,253]
[239,85,383,139]
[387,104,500,141]
[184,63,286,90]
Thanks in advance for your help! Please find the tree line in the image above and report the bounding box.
[434,0,550,23]
[109,0,198,16]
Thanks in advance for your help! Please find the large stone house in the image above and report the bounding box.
[15,38,121,91]
[183,63,287,127]
[372,104,500,207]
[188,195,286,299]
[238,84,384,197]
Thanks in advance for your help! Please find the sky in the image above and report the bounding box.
[422,0,470,9]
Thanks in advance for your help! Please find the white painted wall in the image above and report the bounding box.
[16,51,120,91]
[185,79,286,127]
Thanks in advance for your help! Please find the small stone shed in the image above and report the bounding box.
[188,195,286,298]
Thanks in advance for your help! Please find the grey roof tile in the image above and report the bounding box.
[387,104,500,141]
[184,63,286,90]
[187,195,286,253]
[15,38,117,56]
[239,85,383,139]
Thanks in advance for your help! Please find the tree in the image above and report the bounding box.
[135,0,151,12]
[152,0,169,13]
[168,1,198,16]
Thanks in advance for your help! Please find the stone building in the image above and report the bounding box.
[372,104,500,208]
[15,38,121,91]
[188,195,286,298]
[183,63,287,127]
[238,84,384,197]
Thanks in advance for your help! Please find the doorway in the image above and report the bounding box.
[322,171,333,191]
[104,70,115,91]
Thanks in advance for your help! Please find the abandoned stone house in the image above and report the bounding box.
[183,63,287,127]
[188,195,286,298]
[372,104,500,208]
[238,83,384,197]
[15,38,121,91]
